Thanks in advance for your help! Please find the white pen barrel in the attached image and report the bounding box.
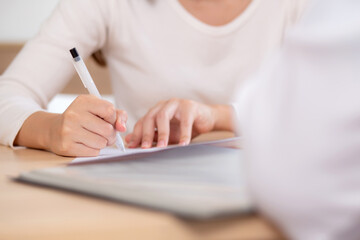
[73,58,101,98]
[70,48,126,152]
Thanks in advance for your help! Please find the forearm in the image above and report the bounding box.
[14,111,59,150]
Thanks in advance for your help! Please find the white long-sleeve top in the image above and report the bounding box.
[0,0,308,146]
[237,0,360,239]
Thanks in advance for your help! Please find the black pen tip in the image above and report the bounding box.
[69,48,79,58]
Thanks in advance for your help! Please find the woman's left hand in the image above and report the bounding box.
[125,98,220,148]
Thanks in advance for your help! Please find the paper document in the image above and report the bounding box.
[72,137,242,165]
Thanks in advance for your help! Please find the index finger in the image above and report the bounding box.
[178,107,196,146]
[156,100,179,147]
[84,95,117,125]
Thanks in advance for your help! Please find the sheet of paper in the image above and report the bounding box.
[71,137,242,165]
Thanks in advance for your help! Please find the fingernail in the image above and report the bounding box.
[157,140,166,148]
[142,141,150,148]
[179,141,187,146]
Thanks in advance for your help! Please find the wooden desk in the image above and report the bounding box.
[0,133,283,240]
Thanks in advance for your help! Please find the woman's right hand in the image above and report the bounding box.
[14,95,127,157]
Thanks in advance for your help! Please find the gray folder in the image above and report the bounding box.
[16,144,253,219]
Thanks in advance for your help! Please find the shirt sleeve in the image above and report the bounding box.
[0,0,111,147]
[235,0,360,239]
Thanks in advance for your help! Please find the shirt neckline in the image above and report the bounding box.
[168,0,260,36]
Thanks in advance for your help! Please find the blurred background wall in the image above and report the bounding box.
[0,0,59,43]
[0,0,111,95]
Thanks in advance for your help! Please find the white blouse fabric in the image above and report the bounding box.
[0,0,308,146]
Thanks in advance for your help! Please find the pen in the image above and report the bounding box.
[69,47,126,152]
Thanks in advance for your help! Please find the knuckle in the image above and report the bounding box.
[117,109,128,119]
[180,136,191,144]
[117,109,125,115]
[62,110,78,125]
[147,106,160,118]
[60,126,72,138]
[142,133,153,141]
[154,100,166,109]
[158,133,168,140]
[196,125,210,133]
[133,120,143,131]
[148,105,158,113]
[182,99,194,107]
[75,94,90,103]
[180,135,190,140]
[75,95,85,102]
[143,114,154,123]
[169,97,179,104]
[130,135,139,143]
[156,110,168,121]
[98,138,108,149]
[104,105,116,120]
[130,129,140,139]
[103,124,114,137]
[181,119,193,128]
[186,99,194,104]
[157,100,166,105]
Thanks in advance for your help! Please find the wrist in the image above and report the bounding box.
[14,111,60,150]
[212,104,236,132]
[39,112,59,150]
